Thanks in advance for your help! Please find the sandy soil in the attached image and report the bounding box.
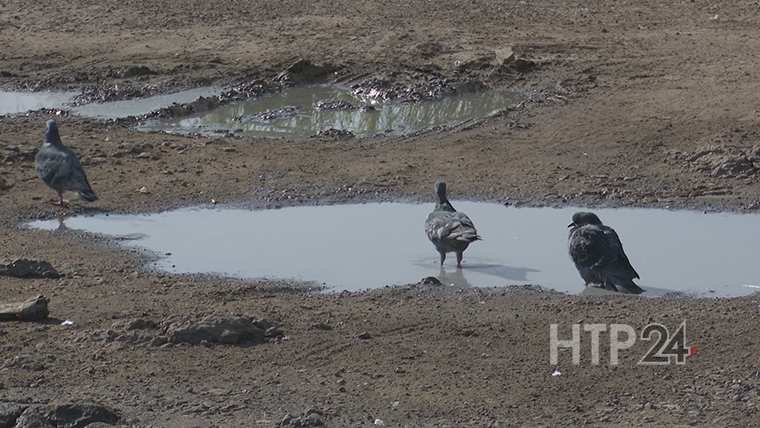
[2,0,760,426]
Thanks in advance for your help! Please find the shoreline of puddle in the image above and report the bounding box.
[24,201,760,299]
[0,81,522,139]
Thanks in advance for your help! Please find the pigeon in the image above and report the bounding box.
[567,212,643,294]
[424,179,481,268]
[35,120,97,206]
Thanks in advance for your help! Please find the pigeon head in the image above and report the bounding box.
[45,120,62,145]
[434,178,447,202]
[568,212,603,228]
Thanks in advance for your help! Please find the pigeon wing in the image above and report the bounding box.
[35,147,72,188]
[602,226,640,279]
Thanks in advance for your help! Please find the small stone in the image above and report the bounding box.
[419,276,442,286]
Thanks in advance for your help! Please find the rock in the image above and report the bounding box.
[0,259,61,279]
[419,276,442,286]
[316,128,354,139]
[356,331,372,340]
[275,59,335,83]
[13,403,119,428]
[0,296,49,322]
[166,316,272,345]
[0,402,27,428]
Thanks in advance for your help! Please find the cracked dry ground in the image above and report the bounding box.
[2,0,760,426]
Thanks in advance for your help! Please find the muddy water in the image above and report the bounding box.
[0,91,78,115]
[138,86,517,137]
[71,87,223,119]
[27,202,760,296]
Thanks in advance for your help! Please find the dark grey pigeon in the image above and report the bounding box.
[425,179,481,268]
[567,212,643,294]
[35,120,97,206]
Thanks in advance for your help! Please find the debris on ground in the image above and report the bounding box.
[0,259,62,279]
[0,296,49,322]
[315,128,355,139]
[7,402,119,428]
[167,315,280,345]
[279,408,325,427]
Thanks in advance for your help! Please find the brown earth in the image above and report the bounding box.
[2,0,760,426]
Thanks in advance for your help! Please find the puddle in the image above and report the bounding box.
[71,87,223,119]
[0,91,78,115]
[27,202,760,297]
[138,86,517,137]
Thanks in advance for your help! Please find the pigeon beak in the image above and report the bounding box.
[567,222,575,228]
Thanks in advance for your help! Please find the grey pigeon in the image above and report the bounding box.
[567,212,643,294]
[35,120,97,206]
[425,179,481,268]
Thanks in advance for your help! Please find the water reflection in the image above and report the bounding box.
[141,86,517,137]
[0,91,77,115]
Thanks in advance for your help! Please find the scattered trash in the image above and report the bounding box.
[551,368,562,377]
[137,186,149,194]
[61,320,75,326]
[356,331,372,340]
[211,199,217,205]
[374,418,385,426]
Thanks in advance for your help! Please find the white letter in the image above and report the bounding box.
[550,324,580,365]
[584,324,607,365]
[609,324,636,365]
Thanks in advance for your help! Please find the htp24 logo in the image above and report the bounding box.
[550,321,695,366]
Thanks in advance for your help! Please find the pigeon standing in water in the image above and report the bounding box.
[567,212,643,294]
[35,120,98,206]
[425,179,481,268]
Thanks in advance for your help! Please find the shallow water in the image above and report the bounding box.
[71,87,222,119]
[0,91,78,115]
[138,86,517,137]
[27,202,760,296]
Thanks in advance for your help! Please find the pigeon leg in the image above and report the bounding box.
[456,251,463,269]
[49,192,69,208]
[438,251,446,266]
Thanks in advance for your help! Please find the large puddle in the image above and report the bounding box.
[27,202,760,297]
[0,91,78,115]
[2,86,516,137]
[70,87,223,119]
[138,86,517,137]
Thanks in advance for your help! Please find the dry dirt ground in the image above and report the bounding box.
[2,0,760,426]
